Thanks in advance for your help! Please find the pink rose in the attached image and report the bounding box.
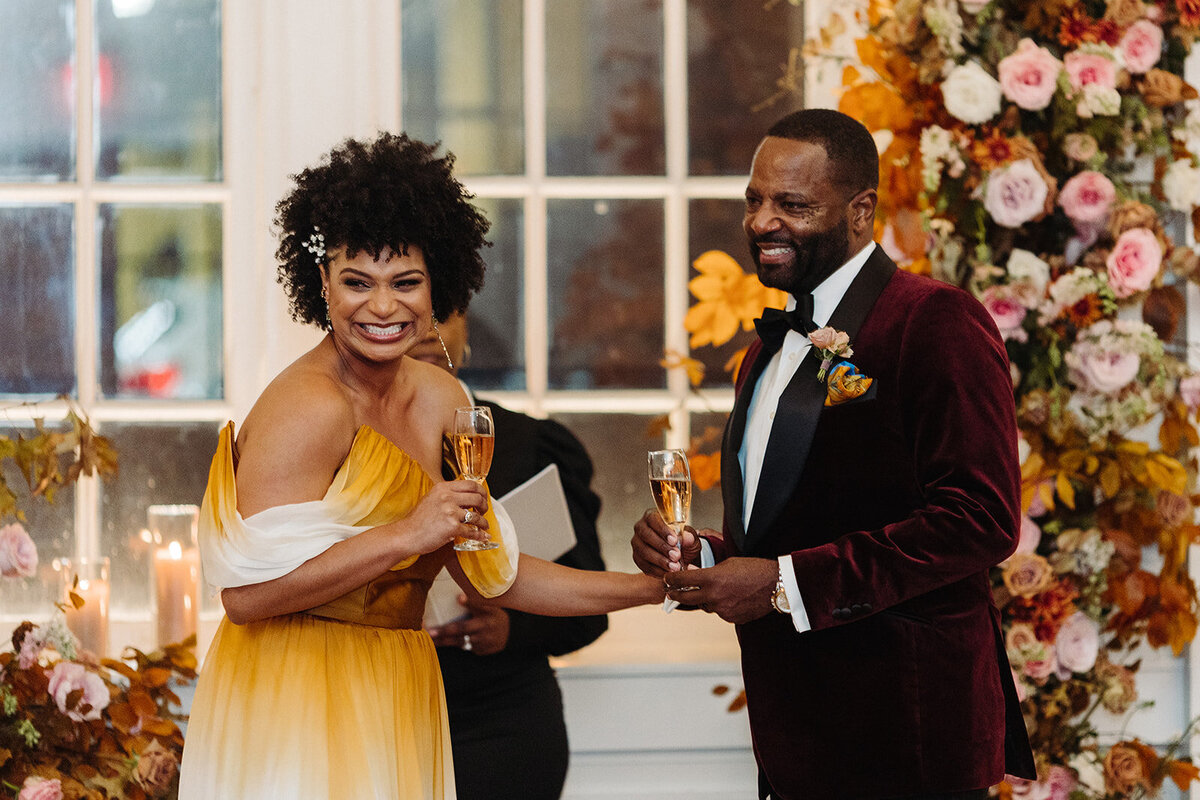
[0,522,38,578]
[1015,515,1042,555]
[1067,342,1140,393]
[1008,775,1053,800]
[17,778,63,800]
[1180,373,1200,410]
[1120,20,1163,74]
[18,627,47,669]
[1047,765,1079,800]
[980,285,1029,340]
[1106,227,1163,297]
[47,661,110,722]
[1064,50,1118,91]
[1055,611,1100,673]
[134,739,181,797]
[985,159,1050,228]
[1023,646,1057,683]
[808,326,850,354]
[1058,171,1116,224]
[998,39,1063,110]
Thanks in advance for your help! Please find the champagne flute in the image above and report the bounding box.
[648,449,695,609]
[452,405,499,551]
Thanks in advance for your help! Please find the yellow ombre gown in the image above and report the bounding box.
[179,423,517,800]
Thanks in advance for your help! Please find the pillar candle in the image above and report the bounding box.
[154,540,200,647]
[65,576,109,657]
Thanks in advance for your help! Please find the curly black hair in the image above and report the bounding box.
[274,132,491,329]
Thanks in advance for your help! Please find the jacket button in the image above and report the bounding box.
[832,608,849,620]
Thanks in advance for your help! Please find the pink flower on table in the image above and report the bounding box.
[1045,765,1079,800]
[1066,341,1140,393]
[1064,49,1118,92]
[1058,171,1116,225]
[984,159,1050,228]
[47,661,110,722]
[0,522,38,578]
[1119,20,1164,74]
[998,39,1062,110]
[17,777,63,800]
[1055,610,1100,673]
[1023,646,1057,684]
[1179,372,1200,411]
[1106,227,1163,297]
[979,285,1029,341]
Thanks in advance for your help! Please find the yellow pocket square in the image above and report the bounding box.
[824,361,874,407]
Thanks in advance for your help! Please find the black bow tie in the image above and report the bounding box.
[753,297,816,353]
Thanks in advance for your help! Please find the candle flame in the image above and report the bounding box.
[168,540,183,559]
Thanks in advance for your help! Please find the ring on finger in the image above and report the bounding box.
[462,633,473,652]
[462,509,476,525]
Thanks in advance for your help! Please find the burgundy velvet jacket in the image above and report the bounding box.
[711,246,1036,798]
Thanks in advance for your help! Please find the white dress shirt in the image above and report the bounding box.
[700,242,876,632]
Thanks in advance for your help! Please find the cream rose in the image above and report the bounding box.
[1006,249,1051,295]
[998,39,1062,111]
[1066,341,1140,393]
[0,522,38,578]
[1054,611,1100,673]
[1120,19,1164,74]
[47,661,110,722]
[1003,553,1054,597]
[808,326,850,354]
[1106,227,1163,297]
[1161,159,1199,211]
[1062,132,1099,162]
[959,0,990,12]
[1097,660,1138,713]
[985,159,1050,228]
[1058,170,1116,224]
[941,60,1003,124]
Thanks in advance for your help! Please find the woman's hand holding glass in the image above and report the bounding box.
[452,406,500,551]
[401,480,490,555]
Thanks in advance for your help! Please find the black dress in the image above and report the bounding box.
[437,401,608,800]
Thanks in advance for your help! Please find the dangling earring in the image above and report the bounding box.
[322,288,331,328]
[432,319,454,371]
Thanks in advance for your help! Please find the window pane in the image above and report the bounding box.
[95,0,222,180]
[461,198,525,390]
[0,1,75,181]
[0,422,76,621]
[688,411,727,532]
[99,421,219,613]
[689,198,759,389]
[99,204,223,400]
[401,0,524,176]
[546,0,664,176]
[0,205,76,398]
[687,0,805,176]
[551,412,659,573]
[548,199,664,389]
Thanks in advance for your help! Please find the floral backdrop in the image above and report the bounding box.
[678,0,1200,796]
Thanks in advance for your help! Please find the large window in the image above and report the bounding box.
[0,0,224,620]
[401,0,806,570]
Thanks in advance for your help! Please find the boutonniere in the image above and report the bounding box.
[808,327,874,407]
[808,327,854,382]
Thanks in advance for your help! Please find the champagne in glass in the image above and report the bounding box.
[453,406,499,551]
[647,448,692,559]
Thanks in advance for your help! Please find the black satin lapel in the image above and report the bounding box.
[742,249,897,553]
[722,346,773,552]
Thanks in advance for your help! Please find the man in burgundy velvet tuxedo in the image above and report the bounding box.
[632,109,1035,799]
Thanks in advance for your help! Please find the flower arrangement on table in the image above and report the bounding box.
[672,0,1200,795]
[0,402,194,800]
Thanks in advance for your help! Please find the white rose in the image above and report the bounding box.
[1005,248,1050,295]
[1162,159,1199,211]
[1078,84,1122,117]
[941,61,1003,125]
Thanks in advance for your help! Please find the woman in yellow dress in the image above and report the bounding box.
[178,133,664,799]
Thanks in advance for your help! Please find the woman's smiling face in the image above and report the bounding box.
[321,245,433,364]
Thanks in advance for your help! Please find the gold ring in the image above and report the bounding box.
[463,509,475,525]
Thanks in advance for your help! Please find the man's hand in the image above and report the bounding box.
[426,595,512,656]
[631,509,704,577]
[664,557,778,624]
